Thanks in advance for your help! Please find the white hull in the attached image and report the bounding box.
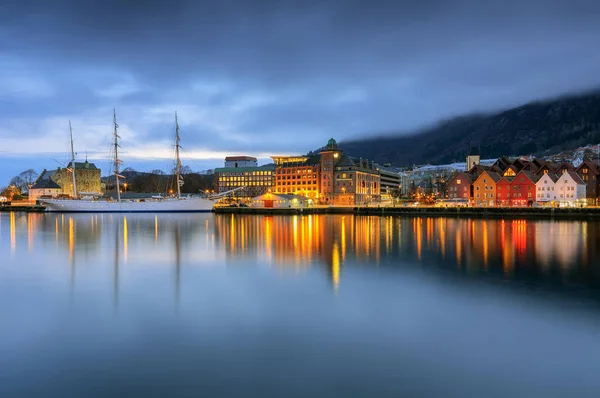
[40,197,214,213]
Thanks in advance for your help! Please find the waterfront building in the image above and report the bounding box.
[272,138,380,205]
[224,156,258,168]
[214,163,275,199]
[374,164,402,201]
[446,172,472,200]
[271,155,321,199]
[47,160,102,197]
[28,171,62,202]
[535,172,559,204]
[250,193,313,208]
[473,170,501,206]
[556,170,586,205]
[496,170,537,207]
[575,159,600,205]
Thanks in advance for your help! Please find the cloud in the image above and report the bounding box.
[1,0,600,183]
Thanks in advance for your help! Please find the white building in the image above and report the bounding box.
[556,170,586,205]
[224,156,258,168]
[250,193,313,208]
[535,173,558,204]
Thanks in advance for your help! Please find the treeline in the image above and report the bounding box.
[119,167,216,194]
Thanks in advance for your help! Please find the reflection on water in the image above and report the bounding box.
[212,215,600,291]
[2,213,600,292]
[2,213,600,397]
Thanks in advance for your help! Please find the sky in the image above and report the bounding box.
[1,0,600,184]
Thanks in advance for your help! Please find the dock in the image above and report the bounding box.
[0,203,46,213]
[214,205,600,220]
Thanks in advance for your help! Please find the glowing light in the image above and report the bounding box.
[27,213,33,252]
[10,212,16,253]
[332,241,340,291]
[482,221,488,268]
[123,217,128,262]
[68,217,74,263]
[155,215,158,242]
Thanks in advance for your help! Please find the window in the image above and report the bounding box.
[583,168,588,174]
[457,179,461,185]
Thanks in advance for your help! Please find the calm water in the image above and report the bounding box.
[1,213,600,397]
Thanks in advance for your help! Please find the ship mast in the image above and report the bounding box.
[69,121,78,198]
[113,109,122,202]
[175,111,182,199]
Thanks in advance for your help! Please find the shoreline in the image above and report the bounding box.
[214,206,600,220]
[3,204,600,220]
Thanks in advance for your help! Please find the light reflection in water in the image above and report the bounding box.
[10,212,16,253]
[2,213,600,292]
[123,217,128,263]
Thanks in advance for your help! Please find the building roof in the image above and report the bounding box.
[538,172,560,183]
[565,170,585,185]
[214,164,276,173]
[449,172,472,185]
[519,170,538,183]
[65,160,98,170]
[225,156,257,162]
[477,170,502,183]
[31,178,61,189]
[577,159,600,174]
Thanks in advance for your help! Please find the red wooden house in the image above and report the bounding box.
[446,172,472,200]
[496,176,514,206]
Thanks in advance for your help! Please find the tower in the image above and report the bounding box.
[466,146,480,171]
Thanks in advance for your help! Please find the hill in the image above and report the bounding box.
[340,90,600,166]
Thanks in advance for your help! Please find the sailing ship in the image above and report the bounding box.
[41,111,230,213]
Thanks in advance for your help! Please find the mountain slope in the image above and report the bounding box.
[340,90,600,166]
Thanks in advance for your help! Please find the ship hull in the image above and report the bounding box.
[39,197,215,213]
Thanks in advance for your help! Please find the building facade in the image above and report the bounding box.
[272,138,380,205]
[29,173,62,202]
[271,155,321,199]
[576,160,600,205]
[224,156,258,168]
[536,173,558,204]
[51,160,102,196]
[214,164,275,199]
[446,172,472,200]
[250,193,314,208]
[556,170,586,205]
[496,171,537,207]
[473,170,501,206]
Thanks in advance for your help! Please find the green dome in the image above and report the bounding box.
[327,138,337,146]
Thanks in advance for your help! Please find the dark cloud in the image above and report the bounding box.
[1,0,600,183]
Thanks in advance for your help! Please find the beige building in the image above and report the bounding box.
[51,160,102,196]
[29,175,62,202]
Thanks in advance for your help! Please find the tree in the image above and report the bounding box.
[8,169,38,193]
[180,165,193,175]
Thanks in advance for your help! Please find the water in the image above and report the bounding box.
[1,213,600,397]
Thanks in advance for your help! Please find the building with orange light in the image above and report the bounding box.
[473,170,501,206]
[214,163,275,199]
[271,138,380,205]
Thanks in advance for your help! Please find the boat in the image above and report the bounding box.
[41,111,234,213]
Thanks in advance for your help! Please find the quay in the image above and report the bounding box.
[214,205,600,220]
[0,203,46,213]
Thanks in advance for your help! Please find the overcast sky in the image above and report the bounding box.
[1,0,600,183]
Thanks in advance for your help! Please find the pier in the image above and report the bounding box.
[214,205,600,220]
